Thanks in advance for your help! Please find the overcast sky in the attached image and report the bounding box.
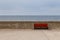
[0,0,60,15]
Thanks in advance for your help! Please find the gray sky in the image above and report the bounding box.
[0,0,60,15]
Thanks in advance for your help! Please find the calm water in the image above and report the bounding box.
[0,15,60,21]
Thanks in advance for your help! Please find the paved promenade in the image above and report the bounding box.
[0,28,60,40]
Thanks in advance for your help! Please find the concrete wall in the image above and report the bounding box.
[0,21,60,29]
[0,22,34,29]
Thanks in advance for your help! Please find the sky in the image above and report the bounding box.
[0,0,60,15]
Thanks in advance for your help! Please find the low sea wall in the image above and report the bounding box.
[0,21,60,29]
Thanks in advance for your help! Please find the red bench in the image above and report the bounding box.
[34,23,48,29]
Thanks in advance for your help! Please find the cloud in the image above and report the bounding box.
[0,0,60,15]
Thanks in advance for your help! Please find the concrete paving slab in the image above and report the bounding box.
[0,29,60,40]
